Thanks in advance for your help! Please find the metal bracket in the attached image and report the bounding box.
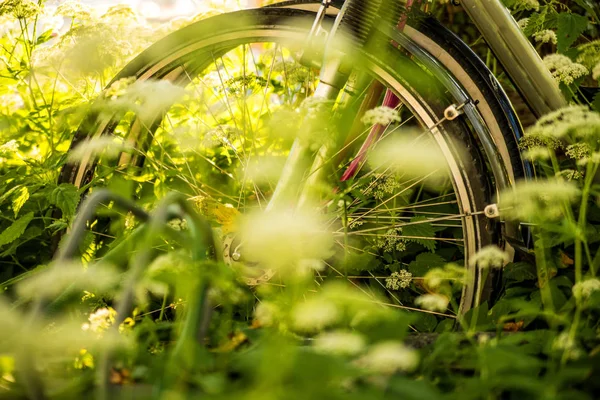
[484,203,500,219]
[444,103,465,120]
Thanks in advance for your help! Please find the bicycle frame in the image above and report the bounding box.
[460,0,567,117]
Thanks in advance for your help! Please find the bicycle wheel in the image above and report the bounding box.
[58,7,503,322]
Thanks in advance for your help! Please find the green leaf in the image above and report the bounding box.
[408,253,446,277]
[592,91,600,113]
[412,312,438,332]
[524,8,548,37]
[403,217,436,252]
[572,0,599,22]
[503,262,537,283]
[0,212,34,247]
[35,29,54,45]
[557,13,588,53]
[12,187,29,218]
[49,184,80,218]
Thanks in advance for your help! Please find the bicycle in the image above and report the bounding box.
[57,0,584,322]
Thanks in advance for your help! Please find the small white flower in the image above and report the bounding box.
[572,278,600,300]
[414,294,449,312]
[517,18,530,30]
[385,270,412,290]
[469,245,510,270]
[67,136,131,163]
[292,298,340,332]
[377,228,407,252]
[552,332,582,360]
[167,218,188,231]
[523,147,551,161]
[361,106,401,126]
[254,301,279,327]
[533,30,557,45]
[0,139,19,154]
[83,307,116,333]
[313,331,366,356]
[0,92,24,111]
[356,342,419,374]
[55,0,93,20]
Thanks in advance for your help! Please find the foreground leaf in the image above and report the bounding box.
[0,212,34,247]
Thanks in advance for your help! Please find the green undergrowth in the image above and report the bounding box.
[1,0,600,399]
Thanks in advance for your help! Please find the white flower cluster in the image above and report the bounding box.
[414,293,449,312]
[533,30,557,45]
[67,136,129,163]
[527,106,600,141]
[572,278,600,300]
[0,139,19,155]
[0,91,24,111]
[167,218,188,231]
[313,331,366,356]
[499,180,580,222]
[373,176,401,200]
[552,332,582,360]
[0,0,40,19]
[517,18,529,30]
[385,270,412,290]
[82,307,116,333]
[292,297,340,332]
[361,106,401,126]
[55,0,93,20]
[355,341,419,374]
[543,54,589,85]
[254,301,278,326]
[469,245,510,270]
[376,228,407,253]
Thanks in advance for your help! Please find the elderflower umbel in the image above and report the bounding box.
[566,143,591,160]
[572,278,600,300]
[526,106,600,141]
[556,169,583,181]
[377,228,407,252]
[0,0,40,19]
[361,106,401,126]
[414,293,449,312]
[292,298,340,332]
[313,331,366,356]
[499,180,580,222]
[533,30,557,45]
[385,270,412,290]
[543,54,588,85]
[469,245,510,270]
[356,342,419,374]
